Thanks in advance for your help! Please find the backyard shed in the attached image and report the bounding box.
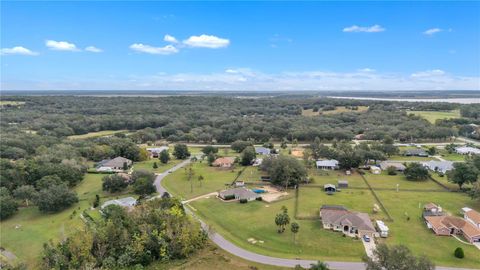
[338,180,348,188]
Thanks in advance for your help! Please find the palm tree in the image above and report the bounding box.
[291,222,299,244]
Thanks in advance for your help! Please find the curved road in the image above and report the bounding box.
[154,158,477,270]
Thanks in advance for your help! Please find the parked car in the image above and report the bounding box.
[363,235,371,242]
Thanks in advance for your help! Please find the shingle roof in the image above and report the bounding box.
[219,187,259,200]
[212,157,235,166]
[255,147,271,155]
[379,161,406,171]
[320,207,375,232]
[101,157,132,168]
[101,197,137,209]
[316,159,339,167]
[422,160,454,173]
[465,209,480,224]
[404,149,428,156]
[456,146,480,155]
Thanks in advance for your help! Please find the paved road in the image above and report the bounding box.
[153,158,477,270]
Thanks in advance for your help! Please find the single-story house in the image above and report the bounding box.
[324,184,336,193]
[423,203,444,217]
[255,147,271,155]
[101,197,137,210]
[146,146,168,158]
[455,146,480,155]
[370,166,381,174]
[96,157,132,172]
[212,157,236,168]
[403,149,428,157]
[424,215,480,243]
[320,205,376,237]
[218,187,260,201]
[316,159,339,170]
[338,180,348,188]
[464,209,480,229]
[375,220,389,238]
[379,161,406,171]
[422,160,454,174]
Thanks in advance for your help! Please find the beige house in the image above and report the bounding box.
[212,157,235,168]
[320,205,376,237]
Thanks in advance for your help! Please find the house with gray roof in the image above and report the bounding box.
[218,187,260,201]
[316,159,339,170]
[255,147,271,155]
[422,160,454,174]
[101,197,137,210]
[97,156,132,172]
[403,148,428,157]
[379,161,406,171]
[146,146,168,158]
[455,146,480,155]
[320,205,376,237]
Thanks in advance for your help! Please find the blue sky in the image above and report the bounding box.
[1,1,479,91]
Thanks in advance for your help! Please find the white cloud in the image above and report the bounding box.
[411,69,446,78]
[343,25,385,33]
[129,43,179,55]
[85,46,103,53]
[183,34,230,48]
[1,46,38,56]
[45,40,79,51]
[358,68,376,73]
[423,28,443,35]
[164,34,178,43]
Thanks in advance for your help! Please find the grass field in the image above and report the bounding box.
[362,171,445,191]
[0,101,25,106]
[309,169,368,188]
[388,155,432,161]
[67,130,129,140]
[409,110,460,124]
[302,106,369,116]
[297,187,388,220]
[133,158,183,173]
[163,162,242,200]
[437,149,466,162]
[190,196,366,262]
[375,190,480,268]
[0,173,136,267]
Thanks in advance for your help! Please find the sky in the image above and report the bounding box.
[1,1,479,91]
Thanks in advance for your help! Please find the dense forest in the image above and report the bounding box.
[2,96,479,148]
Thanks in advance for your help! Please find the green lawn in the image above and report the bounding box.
[297,187,387,220]
[409,110,460,124]
[363,171,445,191]
[67,129,129,140]
[375,190,480,268]
[437,149,466,162]
[190,196,366,262]
[0,173,136,268]
[309,169,368,188]
[133,158,183,173]
[162,162,242,200]
[388,155,432,161]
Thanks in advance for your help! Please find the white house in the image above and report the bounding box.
[455,146,480,155]
[370,166,381,174]
[316,159,339,170]
[146,146,168,157]
[375,220,389,237]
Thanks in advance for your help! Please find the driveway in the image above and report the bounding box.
[361,237,376,259]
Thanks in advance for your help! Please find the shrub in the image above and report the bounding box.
[239,198,248,204]
[454,247,464,259]
[255,196,263,201]
[387,166,397,175]
[223,194,235,201]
